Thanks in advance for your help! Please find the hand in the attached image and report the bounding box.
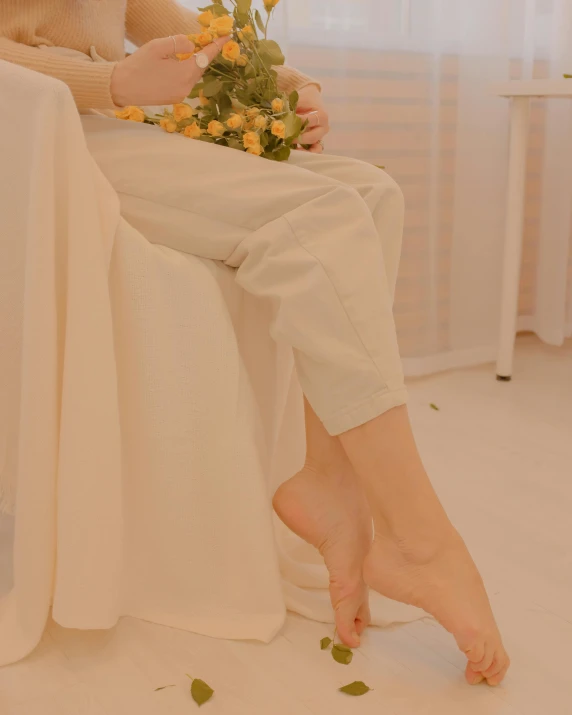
[295,84,330,154]
[111,34,229,107]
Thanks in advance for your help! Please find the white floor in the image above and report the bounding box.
[1,335,571,715]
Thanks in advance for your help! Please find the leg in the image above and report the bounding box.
[86,120,509,682]
[287,152,405,299]
[272,156,404,646]
[84,117,407,435]
[339,407,511,686]
[497,97,530,380]
[273,398,372,647]
[289,153,510,684]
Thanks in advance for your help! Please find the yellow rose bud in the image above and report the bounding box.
[160,118,178,133]
[226,113,244,130]
[245,106,261,118]
[183,122,203,139]
[235,54,249,67]
[243,131,261,149]
[176,52,194,61]
[254,115,268,130]
[195,31,214,47]
[247,145,263,156]
[173,103,196,121]
[222,40,241,62]
[210,15,235,37]
[271,120,286,139]
[198,10,214,27]
[199,89,210,106]
[238,25,255,41]
[115,106,146,122]
[263,0,280,10]
[271,98,284,113]
[207,120,225,137]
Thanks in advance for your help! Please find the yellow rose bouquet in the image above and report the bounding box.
[117,0,306,161]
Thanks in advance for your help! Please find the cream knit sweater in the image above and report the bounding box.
[0,0,317,109]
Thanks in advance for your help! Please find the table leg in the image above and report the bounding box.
[496,96,531,381]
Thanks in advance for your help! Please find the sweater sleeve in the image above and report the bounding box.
[0,38,116,109]
[125,0,320,93]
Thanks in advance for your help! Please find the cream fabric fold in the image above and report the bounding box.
[0,61,423,666]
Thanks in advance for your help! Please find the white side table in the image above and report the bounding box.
[493,80,572,380]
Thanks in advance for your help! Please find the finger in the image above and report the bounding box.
[297,110,321,128]
[300,126,328,145]
[151,34,195,59]
[197,35,231,67]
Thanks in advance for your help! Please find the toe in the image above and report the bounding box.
[467,641,495,674]
[332,583,367,648]
[483,649,510,686]
[465,666,485,685]
[355,591,371,636]
[487,661,510,687]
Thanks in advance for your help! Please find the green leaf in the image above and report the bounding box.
[430,403,440,411]
[320,637,332,650]
[289,90,299,109]
[218,93,232,112]
[190,678,214,706]
[257,39,285,67]
[227,137,243,151]
[236,0,252,13]
[198,3,228,15]
[273,146,291,162]
[154,685,175,691]
[189,83,204,99]
[202,79,224,98]
[255,9,266,33]
[339,681,371,697]
[331,644,353,665]
[235,10,250,25]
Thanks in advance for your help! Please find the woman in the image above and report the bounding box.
[0,0,509,686]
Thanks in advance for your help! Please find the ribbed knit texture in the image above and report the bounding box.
[0,0,318,109]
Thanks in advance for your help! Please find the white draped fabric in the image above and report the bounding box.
[0,60,423,666]
[215,0,572,373]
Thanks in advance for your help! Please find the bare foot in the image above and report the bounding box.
[273,464,373,648]
[364,528,510,686]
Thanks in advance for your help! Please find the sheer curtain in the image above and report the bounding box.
[197,0,572,375]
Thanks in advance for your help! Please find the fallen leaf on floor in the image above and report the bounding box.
[339,681,371,697]
[188,676,214,706]
[332,644,353,665]
[320,637,333,650]
[430,403,440,411]
[154,685,175,691]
